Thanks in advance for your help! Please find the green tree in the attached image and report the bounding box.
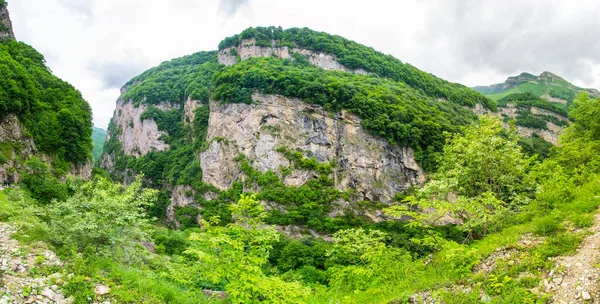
[184,195,309,303]
[326,228,415,293]
[386,115,533,241]
[45,176,156,259]
[22,157,68,204]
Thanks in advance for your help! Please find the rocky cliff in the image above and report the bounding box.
[218,37,368,75]
[100,26,486,231]
[200,93,424,202]
[0,4,14,40]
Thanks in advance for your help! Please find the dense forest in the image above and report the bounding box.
[0,40,93,170]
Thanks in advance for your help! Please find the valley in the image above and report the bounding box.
[2,2,600,304]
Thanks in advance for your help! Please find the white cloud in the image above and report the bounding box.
[7,0,600,128]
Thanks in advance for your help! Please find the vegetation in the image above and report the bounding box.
[0,40,92,170]
[213,57,478,169]
[3,25,590,302]
[474,71,598,103]
[219,27,493,110]
[2,94,600,303]
[91,127,106,162]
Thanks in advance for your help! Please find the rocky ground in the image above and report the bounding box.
[545,212,600,303]
[0,223,71,304]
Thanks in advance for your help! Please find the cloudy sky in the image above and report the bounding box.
[8,0,600,128]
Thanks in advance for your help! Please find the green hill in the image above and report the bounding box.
[473,72,600,153]
[473,71,600,103]
[101,26,492,233]
[91,127,106,162]
[0,39,92,171]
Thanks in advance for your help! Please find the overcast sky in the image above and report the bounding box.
[8,0,600,128]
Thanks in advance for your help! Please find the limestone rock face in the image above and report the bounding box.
[498,104,564,145]
[0,114,92,183]
[218,38,368,75]
[0,4,15,40]
[111,99,175,157]
[199,93,425,203]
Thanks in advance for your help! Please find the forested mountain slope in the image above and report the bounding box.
[0,3,93,188]
[92,126,106,162]
[473,72,600,155]
[100,26,491,232]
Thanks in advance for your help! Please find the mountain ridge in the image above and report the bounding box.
[473,71,600,103]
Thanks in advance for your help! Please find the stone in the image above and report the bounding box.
[553,276,563,285]
[199,93,425,204]
[94,285,110,296]
[582,291,591,300]
[41,287,56,299]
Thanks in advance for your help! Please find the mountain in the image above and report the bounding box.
[99,26,491,230]
[0,3,93,184]
[473,71,600,103]
[91,127,106,162]
[473,72,600,153]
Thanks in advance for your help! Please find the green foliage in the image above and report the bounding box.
[0,41,92,165]
[184,195,309,303]
[498,92,568,117]
[45,176,157,259]
[22,157,68,204]
[214,57,478,169]
[326,228,416,293]
[238,154,363,233]
[427,115,533,204]
[91,127,106,162]
[122,51,221,105]
[386,116,533,242]
[219,27,493,109]
[518,135,553,158]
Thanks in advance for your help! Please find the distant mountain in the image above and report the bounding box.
[91,127,106,163]
[473,72,600,153]
[473,71,600,103]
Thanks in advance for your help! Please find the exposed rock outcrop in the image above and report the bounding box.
[111,99,175,157]
[166,185,199,229]
[218,37,368,74]
[0,114,92,183]
[0,4,15,40]
[540,94,568,105]
[502,122,559,145]
[199,93,425,203]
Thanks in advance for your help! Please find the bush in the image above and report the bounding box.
[45,176,157,260]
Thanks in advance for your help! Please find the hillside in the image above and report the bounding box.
[100,26,491,232]
[92,126,106,162]
[473,72,600,154]
[1,15,600,304]
[473,71,600,103]
[0,3,93,187]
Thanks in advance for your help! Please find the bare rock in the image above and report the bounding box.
[94,285,111,296]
